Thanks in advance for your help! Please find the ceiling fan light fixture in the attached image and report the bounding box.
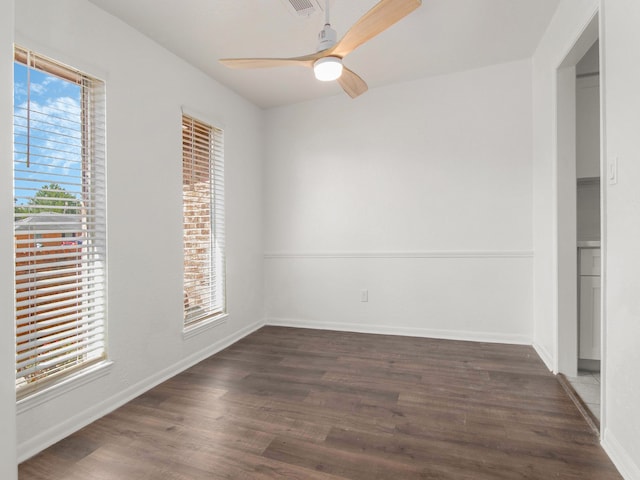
[313,56,343,81]
[220,0,423,98]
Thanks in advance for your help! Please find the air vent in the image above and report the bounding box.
[280,0,323,17]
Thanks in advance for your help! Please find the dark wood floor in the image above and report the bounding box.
[20,326,622,479]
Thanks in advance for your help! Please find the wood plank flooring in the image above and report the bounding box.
[19,326,622,479]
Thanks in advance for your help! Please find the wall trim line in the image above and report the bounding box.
[264,250,534,260]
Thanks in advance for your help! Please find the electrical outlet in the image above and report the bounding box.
[360,290,368,302]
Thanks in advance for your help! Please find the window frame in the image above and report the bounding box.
[13,46,108,399]
[181,111,226,335]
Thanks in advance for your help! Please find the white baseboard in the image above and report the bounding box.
[264,250,534,259]
[266,317,531,345]
[17,319,266,463]
[532,341,555,372]
[602,428,640,480]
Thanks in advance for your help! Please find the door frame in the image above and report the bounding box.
[554,10,604,432]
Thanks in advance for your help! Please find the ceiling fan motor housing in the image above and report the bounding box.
[317,24,338,52]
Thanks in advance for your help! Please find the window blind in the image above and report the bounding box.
[13,46,107,396]
[182,114,225,328]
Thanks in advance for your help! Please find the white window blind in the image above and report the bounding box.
[13,46,107,397]
[182,114,225,328]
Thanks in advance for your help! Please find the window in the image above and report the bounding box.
[13,46,106,397]
[182,113,225,329]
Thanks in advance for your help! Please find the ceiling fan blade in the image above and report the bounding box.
[331,0,422,58]
[338,67,368,99]
[219,52,321,69]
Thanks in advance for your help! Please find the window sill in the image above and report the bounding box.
[183,313,228,340]
[17,360,114,414]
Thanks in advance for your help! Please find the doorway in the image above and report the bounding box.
[555,13,603,432]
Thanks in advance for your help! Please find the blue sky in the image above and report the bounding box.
[14,62,83,206]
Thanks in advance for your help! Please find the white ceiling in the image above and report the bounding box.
[87,0,560,109]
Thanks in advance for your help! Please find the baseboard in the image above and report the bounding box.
[602,428,640,480]
[532,341,555,372]
[264,250,534,259]
[265,318,531,345]
[17,318,266,463]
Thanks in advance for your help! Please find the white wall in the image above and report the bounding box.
[531,0,599,370]
[264,60,534,343]
[14,0,264,460]
[533,0,640,476]
[1,0,18,478]
[601,0,640,477]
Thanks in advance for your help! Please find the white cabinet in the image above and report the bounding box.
[580,247,601,275]
[579,275,601,360]
[579,248,601,360]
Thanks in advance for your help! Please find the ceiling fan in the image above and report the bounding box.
[219,0,422,99]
